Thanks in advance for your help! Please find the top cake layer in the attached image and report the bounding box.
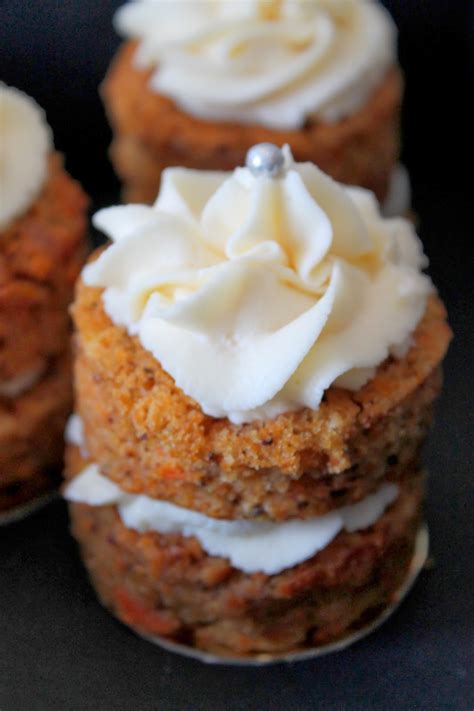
[84,145,431,424]
[73,145,451,521]
[115,0,397,129]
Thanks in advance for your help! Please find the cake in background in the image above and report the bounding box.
[64,144,451,658]
[103,0,404,206]
[0,83,88,522]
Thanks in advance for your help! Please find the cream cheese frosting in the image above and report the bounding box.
[0,365,46,399]
[383,164,411,219]
[84,145,432,424]
[115,0,397,130]
[65,414,88,457]
[0,84,52,230]
[64,462,399,575]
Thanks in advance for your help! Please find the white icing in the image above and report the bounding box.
[64,464,399,575]
[0,84,52,230]
[65,414,89,457]
[383,164,411,218]
[115,0,396,130]
[0,365,45,398]
[84,147,432,424]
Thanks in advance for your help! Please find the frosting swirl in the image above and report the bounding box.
[0,84,52,230]
[84,146,432,424]
[115,0,397,130]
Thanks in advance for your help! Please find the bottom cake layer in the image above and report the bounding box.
[68,473,423,657]
[0,354,72,515]
[140,525,428,665]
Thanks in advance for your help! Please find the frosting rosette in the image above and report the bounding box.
[84,146,432,424]
[0,84,52,230]
[115,0,397,129]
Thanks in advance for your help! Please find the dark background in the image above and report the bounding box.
[1,2,473,710]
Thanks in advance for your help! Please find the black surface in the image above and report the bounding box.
[1,2,473,710]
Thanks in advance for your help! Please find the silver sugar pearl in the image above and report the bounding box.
[245,143,285,178]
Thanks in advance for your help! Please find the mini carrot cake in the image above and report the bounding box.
[0,84,88,518]
[64,145,451,658]
[103,0,403,204]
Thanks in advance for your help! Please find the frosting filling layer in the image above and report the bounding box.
[0,365,46,399]
[64,463,399,575]
[65,414,88,457]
